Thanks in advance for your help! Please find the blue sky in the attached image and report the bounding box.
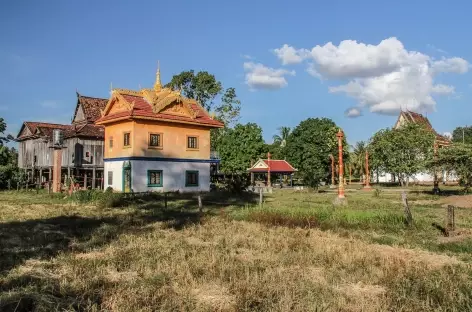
[1,0,471,146]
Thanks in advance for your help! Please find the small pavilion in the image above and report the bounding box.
[247,154,297,187]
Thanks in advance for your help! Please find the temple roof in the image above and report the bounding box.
[95,66,224,128]
[395,110,450,145]
[248,159,297,173]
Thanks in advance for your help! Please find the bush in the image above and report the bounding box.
[97,189,126,208]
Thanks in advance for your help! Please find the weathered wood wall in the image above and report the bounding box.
[18,138,104,169]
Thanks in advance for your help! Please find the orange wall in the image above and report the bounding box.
[104,119,211,159]
[104,120,135,158]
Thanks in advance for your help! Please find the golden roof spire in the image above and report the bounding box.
[154,60,162,91]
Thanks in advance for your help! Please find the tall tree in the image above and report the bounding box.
[217,123,265,174]
[349,141,367,181]
[368,123,435,187]
[452,126,472,145]
[0,117,8,146]
[272,126,291,148]
[166,70,222,111]
[284,118,348,188]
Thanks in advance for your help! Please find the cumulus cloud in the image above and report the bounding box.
[344,107,362,118]
[432,57,469,74]
[243,62,295,90]
[431,84,455,94]
[273,44,309,65]
[272,37,469,115]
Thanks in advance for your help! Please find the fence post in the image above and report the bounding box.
[446,205,455,236]
[164,193,168,209]
[198,194,203,213]
[401,191,413,226]
[259,188,263,208]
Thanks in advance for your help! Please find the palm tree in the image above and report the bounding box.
[350,141,367,182]
[273,126,291,148]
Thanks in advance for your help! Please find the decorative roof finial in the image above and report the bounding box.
[154,60,162,91]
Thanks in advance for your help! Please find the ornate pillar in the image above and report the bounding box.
[336,130,345,199]
[52,149,62,193]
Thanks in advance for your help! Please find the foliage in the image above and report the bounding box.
[284,118,348,188]
[215,87,241,128]
[433,143,472,192]
[368,123,435,186]
[0,120,18,188]
[272,126,291,148]
[0,117,8,146]
[452,126,472,145]
[217,123,265,174]
[165,70,222,111]
[349,141,367,181]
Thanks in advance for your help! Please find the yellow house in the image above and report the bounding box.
[95,66,224,192]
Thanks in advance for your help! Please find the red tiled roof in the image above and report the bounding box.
[400,111,450,145]
[17,121,104,141]
[248,159,297,173]
[74,94,108,123]
[96,93,224,128]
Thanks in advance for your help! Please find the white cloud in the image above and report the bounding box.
[431,84,455,94]
[243,62,295,90]
[271,37,469,115]
[241,54,254,60]
[40,100,58,108]
[432,57,469,74]
[272,44,309,65]
[344,107,362,118]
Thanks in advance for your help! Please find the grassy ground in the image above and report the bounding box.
[1,187,472,311]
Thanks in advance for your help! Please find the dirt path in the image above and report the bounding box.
[441,195,472,208]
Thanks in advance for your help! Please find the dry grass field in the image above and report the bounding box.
[1,187,472,311]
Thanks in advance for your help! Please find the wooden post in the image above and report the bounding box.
[49,167,52,184]
[198,195,203,213]
[164,193,168,209]
[446,205,455,235]
[259,187,263,208]
[83,172,87,189]
[52,149,63,193]
[250,159,255,186]
[8,179,11,190]
[39,168,43,184]
[401,191,413,226]
[92,167,96,189]
[349,164,352,185]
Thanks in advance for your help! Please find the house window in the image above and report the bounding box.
[108,171,113,185]
[187,136,198,149]
[123,132,131,147]
[149,133,162,148]
[147,170,163,187]
[185,170,199,187]
[109,136,113,148]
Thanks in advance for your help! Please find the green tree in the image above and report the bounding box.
[433,143,472,192]
[368,123,435,187]
[217,123,265,174]
[284,118,348,188]
[452,126,472,145]
[272,126,291,148]
[166,70,222,111]
[349,141,367,181]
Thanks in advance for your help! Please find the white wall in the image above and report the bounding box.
[104,159,210,192]
[104,161,123,191]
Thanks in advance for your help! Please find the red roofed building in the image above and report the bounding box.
[17,94,108,188]
[96,65,224,193]
[248,158,297,187]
